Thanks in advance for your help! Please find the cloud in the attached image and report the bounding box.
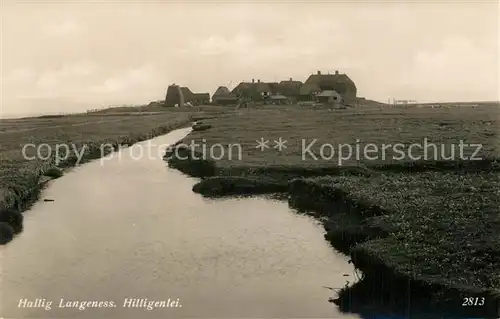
[44,20,81,37]
[2,62,96,101]
[396,35,499,101]
[34,62,94,89]
[2,63,167,116]
[188,34,254,56]
[2,68,36,85]
[416,36,496,81]
[90,65,157,93]
[182,32,326,63]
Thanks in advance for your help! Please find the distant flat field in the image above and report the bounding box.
[182,104,500,168]
[0,113,186,158]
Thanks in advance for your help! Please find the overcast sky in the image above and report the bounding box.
[1,1,499,116]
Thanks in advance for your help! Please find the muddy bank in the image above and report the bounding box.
[166,150,369,198]
[166,144,499,197]
[0,118,192,245]
[166,144,500,318]
[192,176,288,198]
[288,176,500,318]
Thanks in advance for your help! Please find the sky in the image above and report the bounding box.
[1,0,499,116]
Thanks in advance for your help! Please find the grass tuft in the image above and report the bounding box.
[43,167,63,178]
[192,176,287,197]
[192,123,212,131]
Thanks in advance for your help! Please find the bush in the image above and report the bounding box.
[0,208,23,233]
[0,222,14,245]
[192,123,212,131]
[43,167,63,179]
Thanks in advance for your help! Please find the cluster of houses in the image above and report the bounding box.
[164,70,357,107]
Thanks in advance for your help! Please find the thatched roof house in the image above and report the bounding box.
[224,71,357,103]
[192,93,210,104]
[299,83,321,95]
[255,81,271,94]
[165,84,184,107]
[212,86,231,98]
[267,82,281,93]
[165,84,209,107]
[180,87,195,100]
[212,86,238,105]
[304,70,356,100]
[231,82,252,98]
[231,79,271,100]
[277,78,303,97]
[298,83,321,101]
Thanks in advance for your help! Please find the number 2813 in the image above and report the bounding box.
[462,297,485,306]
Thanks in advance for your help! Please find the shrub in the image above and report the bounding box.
[192,123,212,131]
[43,167,63,179]
[0,208,23,233]
[0,222,14,245]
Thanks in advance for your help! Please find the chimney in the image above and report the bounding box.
[335,70,339,75]
[252,79,255,83]
[257,79,260,83]
[290,77,293,81]
[317,71,321,75]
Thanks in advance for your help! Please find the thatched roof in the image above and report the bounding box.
[231,82,252,96]
[231,79,302,97]
[277,80,302,96]
[299,83,321,95]
[279,79,302,86]
[180,87,195,100]
[255,82,270,93]
[213,86,231,97]
[231,81,271,98]
[193,93,210,100]
[305,73,355,87]
[267,82,280,92]
[304,72,356,97]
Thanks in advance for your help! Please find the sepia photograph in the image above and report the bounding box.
[0,0,499,318]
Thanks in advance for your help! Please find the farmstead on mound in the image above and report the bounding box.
[164,69,357,106]
[224,70,356,105]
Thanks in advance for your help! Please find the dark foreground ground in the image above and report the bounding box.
[167,103,500,318]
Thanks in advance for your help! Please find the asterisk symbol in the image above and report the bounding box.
[255,137,270,151]
[273,137,287,151]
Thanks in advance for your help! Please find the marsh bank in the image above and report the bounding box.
[166,107,500,318]
[1,128,360,319]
